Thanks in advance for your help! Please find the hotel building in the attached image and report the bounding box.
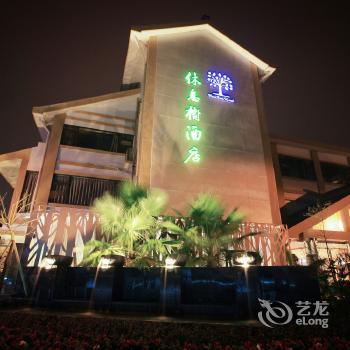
[0,24,349,268]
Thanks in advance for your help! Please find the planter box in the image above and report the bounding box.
[17,266,320,319]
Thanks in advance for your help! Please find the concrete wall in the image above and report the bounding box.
[27,143,45,172]
[146,30,276,223]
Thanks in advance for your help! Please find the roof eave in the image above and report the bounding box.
[32,88,141,115]
[134,23,276,82]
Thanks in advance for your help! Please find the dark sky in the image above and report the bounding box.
[1,1,350,198]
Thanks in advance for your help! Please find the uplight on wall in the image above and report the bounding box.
[165,256,176,269]
[40,257,56,270]
[233,251,261,267]
[235,253,255,267]
[99,255,126,269]
[99,257,114,270]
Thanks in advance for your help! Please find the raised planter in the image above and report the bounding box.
[17,266,320,319]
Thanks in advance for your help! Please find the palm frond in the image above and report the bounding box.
[172,208,185,217]
[138,238,167,256]
[81,240,125,266]
[160,221,184,234]
[131,256,158,269]
[118,181,148,208]
[139,189,167,216]
[189,193,224,223]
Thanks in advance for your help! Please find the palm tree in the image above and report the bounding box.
[163,193,247,267]
[81,182,171,268]
[118,181,148,209]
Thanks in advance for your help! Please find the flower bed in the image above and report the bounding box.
[0,311,349,350]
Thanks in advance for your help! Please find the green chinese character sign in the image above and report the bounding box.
[187,89,200,103]
[185,106,201,121]
[186,125,202,141]
[184,71,203,164]
[185,72,202,86]
[184,146,201,164]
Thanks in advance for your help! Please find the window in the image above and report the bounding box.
[120,82,141,91]
[60,125,134,156]
[20,171,38,212]
[313,212,344,232]
[320,162,350,184]
[278,154,316,181]
[49,174,120,206]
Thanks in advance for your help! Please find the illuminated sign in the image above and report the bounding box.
[185,106,200,121]
[184,71,202,164]
[186,125,202,141]
[207,71,234,103]
[182,70,235,164]
[185,72,201,86]
[187,88,201,103]
[184,146,200,164]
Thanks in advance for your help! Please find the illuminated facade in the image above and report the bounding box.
[271,136,350,263]
[0,24,349,266]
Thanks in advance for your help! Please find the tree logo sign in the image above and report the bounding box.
[207,71,234,103]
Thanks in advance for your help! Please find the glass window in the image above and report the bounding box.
[278,154,316,181]
[60,125,134,155]
[320,162,350,184]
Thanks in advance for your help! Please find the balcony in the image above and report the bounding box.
[56,145,133,180]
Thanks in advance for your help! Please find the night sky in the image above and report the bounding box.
[1,1,350,198]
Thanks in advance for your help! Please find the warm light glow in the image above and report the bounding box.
[99,257,113,270]
[236,254,254,267]
[41,257,56,270]
[313,212,344,232]
[135,24,276,81]
[165,257,176,268]
[298,257,307,266]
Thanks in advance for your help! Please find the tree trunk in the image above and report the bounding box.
[13,240,28,296]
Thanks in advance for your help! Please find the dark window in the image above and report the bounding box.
[19,171,39,212]
[59,125,77,147]
[320,162,350,184]
[60,125,134,155]
[120,82,140,91]
[49,174,120,206]
[118,134,134,153]
[278,154,316,181]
